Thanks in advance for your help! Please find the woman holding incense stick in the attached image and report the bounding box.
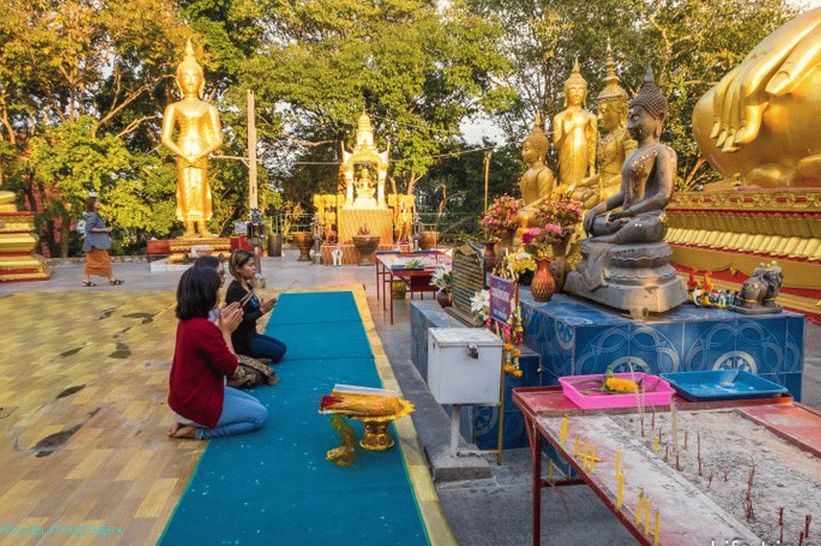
[225,249,287,363]
[167,266,268,439]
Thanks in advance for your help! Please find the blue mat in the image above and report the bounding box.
[158,291,429,545]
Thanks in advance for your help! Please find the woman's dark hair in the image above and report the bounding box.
[84,197,98,212]
[228,249,255,281]
[175,267,221,320]
[193,255,222,270]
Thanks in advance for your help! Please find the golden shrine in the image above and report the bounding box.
[669,9,821,318]
[0,191,51,282]
[317,111,416,265]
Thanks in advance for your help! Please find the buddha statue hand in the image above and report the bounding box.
[709,9,820,151]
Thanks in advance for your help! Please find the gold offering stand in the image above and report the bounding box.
[350,398,415,451]
[323,399,415,466]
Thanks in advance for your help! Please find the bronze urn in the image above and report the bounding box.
[292,231,314,262]
[352,234,381,266]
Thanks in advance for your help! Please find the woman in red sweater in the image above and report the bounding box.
[167,267,268,439]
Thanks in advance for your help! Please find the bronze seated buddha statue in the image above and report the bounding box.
[564,66,687,316]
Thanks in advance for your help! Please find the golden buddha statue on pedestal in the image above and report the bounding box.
[553,59,597,191]
[513,114,557,245]
[161,40,223,238]
[569,48,636,208]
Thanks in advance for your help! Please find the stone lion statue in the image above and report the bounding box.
[731,262,783,314]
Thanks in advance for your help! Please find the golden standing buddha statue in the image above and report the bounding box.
[513,114,557,244]
[569,49,636,208]
[553,58,597,190]
[161,40,223,238]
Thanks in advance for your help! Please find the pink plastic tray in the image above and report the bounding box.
[558,373,676,410]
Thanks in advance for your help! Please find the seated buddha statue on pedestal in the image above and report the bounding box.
[564,66,687,316]
[513,114,561,245]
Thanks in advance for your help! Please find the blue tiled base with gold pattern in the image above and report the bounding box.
[520,290,804,400]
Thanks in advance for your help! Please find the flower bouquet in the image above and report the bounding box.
[481,195,521,240]
[430,264,453,307]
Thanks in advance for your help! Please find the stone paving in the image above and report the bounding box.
[1,252,817,545]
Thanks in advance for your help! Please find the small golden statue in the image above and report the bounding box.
[513,114,557,244]
[161,40,223,238]
[692,8,821,188]
[569,48,636,208]
[553,58,597,190]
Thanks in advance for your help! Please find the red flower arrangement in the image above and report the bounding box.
[522,197,583,258]
[481,194,521,237]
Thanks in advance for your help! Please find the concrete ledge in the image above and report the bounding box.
[427,445,493,482]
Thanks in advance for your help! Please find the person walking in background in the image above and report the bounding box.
[81,196,124,287]
[225,249,287,363]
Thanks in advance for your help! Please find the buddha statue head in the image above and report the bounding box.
[596,47,629,133]
[563,58,588,108]
[522,113,549,167]
[176,39,205,99]
[627,65,669,141]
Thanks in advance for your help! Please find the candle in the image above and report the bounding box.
[582,439,589,461]
[590,445,597,471]
[560,415,569,443]
[616,447,622,477]
[653,432,660,454]
[616,473,624,509]
[654,509,660,545]
[574,436,580,459]
[644,499,650,535]
[636,490,644,523]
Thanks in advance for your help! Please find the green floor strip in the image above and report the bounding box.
[158,291,429,545]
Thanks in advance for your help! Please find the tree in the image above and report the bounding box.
[238,0,511,200]
[0,0,194,255]
[466,0,795,187]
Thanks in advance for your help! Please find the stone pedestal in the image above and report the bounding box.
[564,239,687,317]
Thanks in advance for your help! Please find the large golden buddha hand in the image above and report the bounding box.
[708,8,820,152]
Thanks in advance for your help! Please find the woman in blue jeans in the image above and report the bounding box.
[167,266,268,440]
[224,249,287,363]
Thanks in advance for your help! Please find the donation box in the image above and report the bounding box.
[427,328,503,405]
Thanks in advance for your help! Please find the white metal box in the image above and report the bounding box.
[427,327,503,405]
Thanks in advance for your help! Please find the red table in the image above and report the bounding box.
[512,386,819,546]
[375,250,451,324]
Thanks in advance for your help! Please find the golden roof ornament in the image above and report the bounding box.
[597,44,628,104]
[356,110,375,147]
[525,112,549,157]
[629,65,669,122]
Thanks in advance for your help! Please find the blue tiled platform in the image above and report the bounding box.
[521,290,805,400]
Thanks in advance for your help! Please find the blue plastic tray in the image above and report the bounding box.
[660,370,788,402]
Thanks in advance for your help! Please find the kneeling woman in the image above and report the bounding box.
[225,250,287,363]
[167,267,268,439]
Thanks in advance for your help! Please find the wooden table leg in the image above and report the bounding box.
[376,262,380,301]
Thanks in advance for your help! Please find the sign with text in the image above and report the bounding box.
[488,274,515,324]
